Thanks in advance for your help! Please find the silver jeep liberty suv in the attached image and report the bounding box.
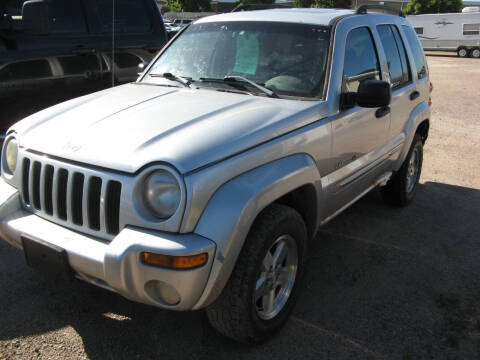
[0,6,431,343]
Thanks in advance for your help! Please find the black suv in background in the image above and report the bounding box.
[0,0,167,134]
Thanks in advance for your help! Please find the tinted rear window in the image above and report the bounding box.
[95,0,151,33]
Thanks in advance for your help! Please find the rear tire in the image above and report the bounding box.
[206,204,307,343]
[457,47,468,58]
[470,48,480,59]
[381,134,423,207]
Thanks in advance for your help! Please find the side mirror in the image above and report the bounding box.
[137,61,149,76]
[22,0,49,35]
[340,79,391,110]
[356,79,391,108]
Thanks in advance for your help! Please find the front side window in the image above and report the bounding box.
[402,25,427,80]
[145,21,331,98]
[343,27,381,92]
[463,23,480,35]
[377,25,410,89]
[414,27,423,35]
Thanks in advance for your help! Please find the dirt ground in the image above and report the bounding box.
[0,54,479,360]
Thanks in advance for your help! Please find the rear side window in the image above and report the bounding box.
[414,27,423,35]
[96,0,151,33]
[377,25,411,89]
[402,26,427,80]
[343,27,381,92]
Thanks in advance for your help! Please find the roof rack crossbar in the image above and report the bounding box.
[356,4,405,18]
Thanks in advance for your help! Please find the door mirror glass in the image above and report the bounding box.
[341,79,391,109]
[356,79,391,108]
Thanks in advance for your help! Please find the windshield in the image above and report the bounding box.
[144,21,331,98]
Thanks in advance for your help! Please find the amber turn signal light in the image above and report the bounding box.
[140,252,208,269]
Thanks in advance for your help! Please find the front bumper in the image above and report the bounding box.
[0,179,216,310]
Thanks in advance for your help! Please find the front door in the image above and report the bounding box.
[327,26,391,215]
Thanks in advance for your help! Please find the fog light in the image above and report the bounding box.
[145,280,181,305]
[140,252,208,270]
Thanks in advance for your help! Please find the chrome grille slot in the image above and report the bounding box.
[43,165,54,215]
[22,158,30,205]
[105,180,122,235]
[19,155,123,240]
[87,177,102,231]
[32,161,42,210]
[57,168,68,220]
[71,173,84,226]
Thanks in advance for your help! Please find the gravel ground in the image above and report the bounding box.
[1,54,479,360]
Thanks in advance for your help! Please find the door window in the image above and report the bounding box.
[377,25,410,89]
[343,27,381,92]
[402,26,427,80]
[0,59,52,81]
[58,54,100,76]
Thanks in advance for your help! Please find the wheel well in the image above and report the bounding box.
[274,184,317,239]
[416,119,429,144]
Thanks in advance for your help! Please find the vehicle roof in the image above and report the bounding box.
[195,8,356,26]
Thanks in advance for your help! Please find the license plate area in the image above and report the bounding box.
[21,236,73,280]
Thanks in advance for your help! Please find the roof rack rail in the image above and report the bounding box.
[231,4,293,12]
[356,4,405,18]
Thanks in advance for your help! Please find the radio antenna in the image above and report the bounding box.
[111,0,115,87]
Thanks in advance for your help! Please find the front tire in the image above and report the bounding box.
[206,204,307,343]
[381,134,423,207]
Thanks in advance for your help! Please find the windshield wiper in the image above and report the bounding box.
[199,76,278,98]
[224,76,278,98]
[149,72,191,88]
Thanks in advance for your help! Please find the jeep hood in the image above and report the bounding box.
[12,83,324,174]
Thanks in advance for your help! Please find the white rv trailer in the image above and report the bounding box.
[407,12,480,58]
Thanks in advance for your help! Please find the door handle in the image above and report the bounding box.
[375,106,390,118]
[410,90,420,100]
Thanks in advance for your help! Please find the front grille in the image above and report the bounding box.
[21,157,122,236]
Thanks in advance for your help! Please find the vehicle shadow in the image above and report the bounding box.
[1,181,479,359]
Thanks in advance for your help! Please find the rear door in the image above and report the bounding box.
[375,24,416,149]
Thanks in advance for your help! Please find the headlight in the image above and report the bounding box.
[144,170,181,219]
[4,137,18,174]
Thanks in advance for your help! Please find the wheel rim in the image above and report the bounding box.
[406,147,420,194]
[459,49,467,57]
[254,235,298,320]
[472,49,480,58]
